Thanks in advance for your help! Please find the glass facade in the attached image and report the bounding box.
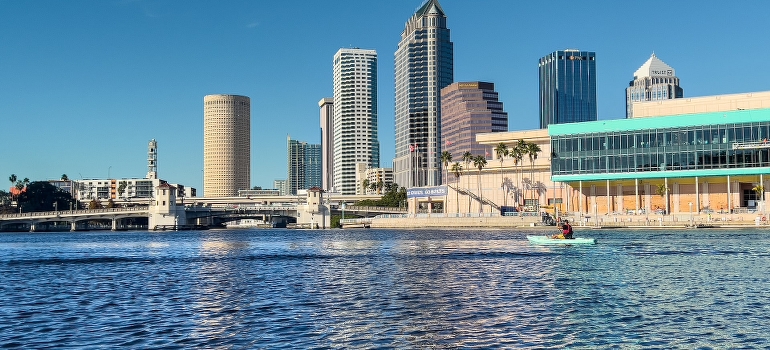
[551,114,770,178]
[539,50,597,129]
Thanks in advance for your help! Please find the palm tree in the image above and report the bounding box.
[8,174,17,205]
[61,174,69,181]
[440,151,452,185]
[525,142,541,203]
[656,183,669,214]
[376,179,384,195]
[451,162,462,214]
[494,142,508,206]
[361,179,370,194]
[462,151,473,212]
[473,155,487,213]
[511,140,525,207]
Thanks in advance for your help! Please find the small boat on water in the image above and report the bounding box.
[526,235,596,245]
[226,219,269,229]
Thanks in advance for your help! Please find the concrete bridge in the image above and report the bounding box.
[0,207,150,231]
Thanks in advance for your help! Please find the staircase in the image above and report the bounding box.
[448,184,501,211]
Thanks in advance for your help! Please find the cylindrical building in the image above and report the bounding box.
[204,94,250,197]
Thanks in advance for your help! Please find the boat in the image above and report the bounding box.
[225,219,269,229]
[526,235,596,245]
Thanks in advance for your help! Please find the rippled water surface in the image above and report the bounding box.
[1,228,770,349]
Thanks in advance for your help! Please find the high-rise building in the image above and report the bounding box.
[626,53,683,118]
[394,0,453,189]
[147,139,157,180]
[539,50,597,129]
[319,97,334,191]
[203,94,250,197]
[287,136,322,195]
[332,48,379,195]
[441,81,508,179]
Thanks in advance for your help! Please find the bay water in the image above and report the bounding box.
[1,228,769,349]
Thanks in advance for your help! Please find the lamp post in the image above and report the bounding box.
[341,202,346,227]
[689,202,693,227]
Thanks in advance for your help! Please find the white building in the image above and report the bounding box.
[356,164,394,195]
[626,53,683,118]
[333,48,379,195]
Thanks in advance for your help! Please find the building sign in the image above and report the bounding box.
[407,186,447,198]
[651,69,674,76]
[457,82,479,89]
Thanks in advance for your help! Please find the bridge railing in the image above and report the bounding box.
[0,206,150,219]
[345,206,407,213]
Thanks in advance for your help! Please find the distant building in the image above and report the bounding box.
[394,0,453,188]
[203,94,250,197]
[626,53,683,118]
[333,48,379,195]
[273,179,288,196]
[441,81,508,173]
[76,178,160,201]
[238,188,280,197]
[319,97,334,191]
[287,136,321,195]
[356,165,394,195]
[539,49,597,128]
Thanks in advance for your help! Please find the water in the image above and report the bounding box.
[1,228,769,349]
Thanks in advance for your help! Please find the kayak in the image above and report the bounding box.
[526,235,596,245]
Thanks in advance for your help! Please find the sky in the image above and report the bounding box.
[2,0,770,195]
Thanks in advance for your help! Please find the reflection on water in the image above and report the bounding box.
[0,228,769,348]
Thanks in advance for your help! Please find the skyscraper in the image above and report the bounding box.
[441,81,508,176]
[626,53,683,118]
[539,50,597,129]
[287,136,321,196]
[333,48,379,195]
[319,97,334,191]
[203,94,250,197]
[394,0,453,188]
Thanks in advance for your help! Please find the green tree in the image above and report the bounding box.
[473,155,487,213]
[61,174,69,181]
[450,162,462,214]
[462,151,473,212]
[494,142,508,206]
[16,181,74,212]
[361,179,370,194]
[117,181,128,198]
[8,174,18,205]
[376,179,384,195]
[511,140,525,207]
[88,199,102,210]
[106,198,115,208]
[441,151,452,185]
[525,142,541,202]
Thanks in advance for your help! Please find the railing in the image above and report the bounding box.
[0,206,150,219]
[732,141,770,150]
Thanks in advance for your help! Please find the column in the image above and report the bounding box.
[111,218,117,231]
[695,176,700,212]
[727,175,731,213]
[606,179,611,215]
[579,181,584,215]
[617,183,624,213]
[635,179,639,213]
[71,221,77,231]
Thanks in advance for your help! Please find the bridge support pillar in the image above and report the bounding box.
[111,218,118,231]
[30,223,37,232]
[71,221,77,231]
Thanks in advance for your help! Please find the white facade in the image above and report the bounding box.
[76,178,161,201]
[356,165,394,195]
[332,48,379,195]
[632,90,770,118]
[319,98,334,191]
[204,94,250,197]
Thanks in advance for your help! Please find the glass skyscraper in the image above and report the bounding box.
[287,136,321,196]
[394,0,453,188]
[626,53,683,118]
[539,50,597,129]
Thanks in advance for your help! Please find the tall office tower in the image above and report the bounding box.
[539,50,597,129]
[203,94,250,197]
[441,82,508,179]
[333,48,379,195]
[319,98,334,191]
[394,0,453,189]
[287,136,322,195]
[626,53,683,118]
[147,139,157,179]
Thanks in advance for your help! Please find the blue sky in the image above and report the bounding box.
[2,0,769,194]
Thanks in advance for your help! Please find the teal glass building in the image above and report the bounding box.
[539,50,597,129]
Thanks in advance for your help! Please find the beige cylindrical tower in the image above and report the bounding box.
[204,94,250,197]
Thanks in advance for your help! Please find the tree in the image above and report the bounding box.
[462,151,473,212]
[106,199,115,209]
[511,140,525,207]
[88,199,103,210]
[61,174,69,181]
[450,162,462,214]
[361,179,370,194]
[117,181,128,198]
[8,174,18,205]
[753,184,765,201]
[16,181,74,212]
[525,142,542,203]
[494,142,509,206]
[473,155,487,213]
[376,179,384,195]
[656,183,670,214]
[441,151,452,185]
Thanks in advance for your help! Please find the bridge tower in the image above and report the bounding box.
[296,186,329,229]
[149,183,186,229]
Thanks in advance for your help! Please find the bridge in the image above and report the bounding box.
[0,201,407,231]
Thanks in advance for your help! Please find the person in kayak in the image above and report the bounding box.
[553,220,574,239]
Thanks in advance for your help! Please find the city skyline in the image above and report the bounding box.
[3,1,770,193]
